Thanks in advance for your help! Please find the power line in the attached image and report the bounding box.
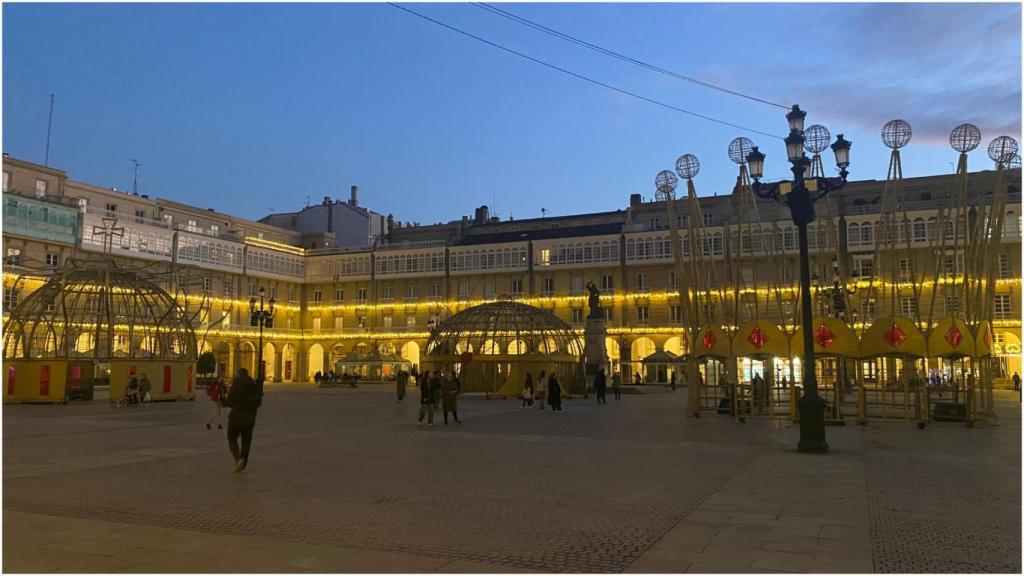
[472,2,790,110]
[388,3,783,140]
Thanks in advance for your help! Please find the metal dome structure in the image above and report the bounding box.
[424,300,585,396]
[3,259,198,403]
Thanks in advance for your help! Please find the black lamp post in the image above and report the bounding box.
[746,104,852,453]
[249,286,275,393]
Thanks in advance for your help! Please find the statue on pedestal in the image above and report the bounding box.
[586,281,602,319]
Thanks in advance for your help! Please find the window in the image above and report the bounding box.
[900,297,918,318]
[220,310,230,329]
[210,224,219,236]
[382,316,393,330]
[601,274,614,292]
[77,198,88,213]
[287,317,293,329]
[431,284,441,298]
[942,254,963,276]
[571,308,584,324]
[357,316,366,328]
[406,315,416,328]
[649,217,661,230]
[45,253,59,267]
[636,306,649,324]
[223,284,233,298]
[994,295,1012,320]
[288,288,295,302]
[105,203,118,217]
[202,277,212,291]
[382,286,393,301]
[853,257,873,278]
[334,316,343,330]
[998,254,1011,279]
[35,180,47,198]
[312,290,322,303]
[4,287,19,310]
[458,282,469,299]
[511,279,523,295]
[913,218,926,242]
[945,296,961,316]
[898,259,911,282]
[668,272,677,290]
[187,219,198,232]
[861,298,876,321]
[134,209,146,224]
[335,289,344,302]
[2,171,9,192]
[249,284,258,297]
[269,286,277,299]
[312,318,321,332]
[670,305,681,323]
[163,214,173,227]
[603,307,613,323]
[542,278,555,295]
[406,284,416,299]
[570,276,583,295]
[484,280,495,298]
[635,272,647,292]
[539,249,551,266]
[357,287,368,303]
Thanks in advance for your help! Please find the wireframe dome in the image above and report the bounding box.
[426,300,582,359]
[3,262,197,361]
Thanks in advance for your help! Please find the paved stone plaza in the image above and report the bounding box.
[3,386,1020,573]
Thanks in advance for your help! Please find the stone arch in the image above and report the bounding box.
[238,341,256,375]
[401,341,421,369]
[281,343,296,382]
[263,342,277,382]
[663,336,685,356]
[307,343,325,382]
[630,336,657,382]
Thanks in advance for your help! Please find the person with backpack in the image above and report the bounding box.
[205,376,226,429]
[224,367,262,473]
[547,374,563,412]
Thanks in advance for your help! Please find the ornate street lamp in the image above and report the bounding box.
[746,104,851,454]
[249,286,275,393]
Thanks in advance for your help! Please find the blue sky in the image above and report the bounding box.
[3,2,1020,224]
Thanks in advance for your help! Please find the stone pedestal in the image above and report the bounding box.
[584,317,609,396]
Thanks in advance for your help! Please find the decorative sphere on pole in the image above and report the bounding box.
[987,136,1019,164]
[1007,153,1022,170]
[950,123,981,153]
[675,154,700,180]
[728,137,754,165]
[655,170,678,201]
[803,125,832,154]
[881,120,912,149]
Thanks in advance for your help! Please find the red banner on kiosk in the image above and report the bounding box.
[39,365,50,396]
[7,366,15,395]
[163,365,172,393]
[70,365,82,389]
[186,366,193,393]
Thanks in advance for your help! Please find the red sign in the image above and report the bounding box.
[747,325,768,349]
[702,330,717,350]
[39,365,50,396]
[945,325,963,348]
[70,365,82,390]
[883,323,907,348]
[127,365,136,378]
[163,365,172,393]
[7,366,15,396]
[814,325,836,349]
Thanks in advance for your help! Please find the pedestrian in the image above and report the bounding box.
[521,373,534,407]
[669,371,677,392]
[314,370,322,386]
[396,369,407,403]
[1013,371,1021,392]
[612,371,622,400]
[634,371,643,386]
[139,373,152,405]
[417,371,435,427]
[441,374,461,425]
[126,374,140,405]
[430,371,443,411]
[205,376,226,429]
[224,367,261,473]
[547,374,563,412]
[594,368,607,404]
[536,370,547,410]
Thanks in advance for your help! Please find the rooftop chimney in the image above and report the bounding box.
[323,196,331,206]
[630,193,642,207]
[350,186,359,208]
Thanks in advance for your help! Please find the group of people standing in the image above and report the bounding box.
[416,370,461,426]
[519,370,563,411]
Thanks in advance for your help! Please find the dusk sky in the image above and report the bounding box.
[3,2,1021,224]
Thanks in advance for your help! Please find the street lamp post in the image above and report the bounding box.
[249,287,275,393]
[746,105,852,453]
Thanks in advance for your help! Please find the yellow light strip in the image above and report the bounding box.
[244,236,306,256]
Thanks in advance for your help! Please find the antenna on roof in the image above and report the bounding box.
[305,195,310,208]
[129,159,142,195]
[541,208,548,218]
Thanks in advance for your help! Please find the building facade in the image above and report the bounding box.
[3,155,1022,387]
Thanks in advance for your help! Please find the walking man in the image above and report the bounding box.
[225,368,261,473]
[536,370,548,411]
[417,371,435,426]
[1013,371,1021,392]
[548,374,563,412]
[441,373,461,425]
[612,371,622,400]
[396,369,408,403]
[669,371,677,392]
[594,368,607,404]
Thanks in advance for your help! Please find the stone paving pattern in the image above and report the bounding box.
[3,386,1020,573]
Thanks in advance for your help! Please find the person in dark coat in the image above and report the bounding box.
[594,369,607,404]
[430,372,443,410]
[547,375,563,412]
[224,368,261,473]
[521,373,534,407]
[441,374,461,425]
[417,371,435,426]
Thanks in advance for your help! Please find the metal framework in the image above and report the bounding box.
[2,258,198,362]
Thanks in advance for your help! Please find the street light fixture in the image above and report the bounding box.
[745,104,852,454]
[249,286,275,393]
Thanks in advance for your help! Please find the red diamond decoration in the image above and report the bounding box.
[702,330,717,350]
[883,323,907,348]
[983,326,993,347]
[945,325,963,348]
[814,324,836,348]
[747,325,768,349]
